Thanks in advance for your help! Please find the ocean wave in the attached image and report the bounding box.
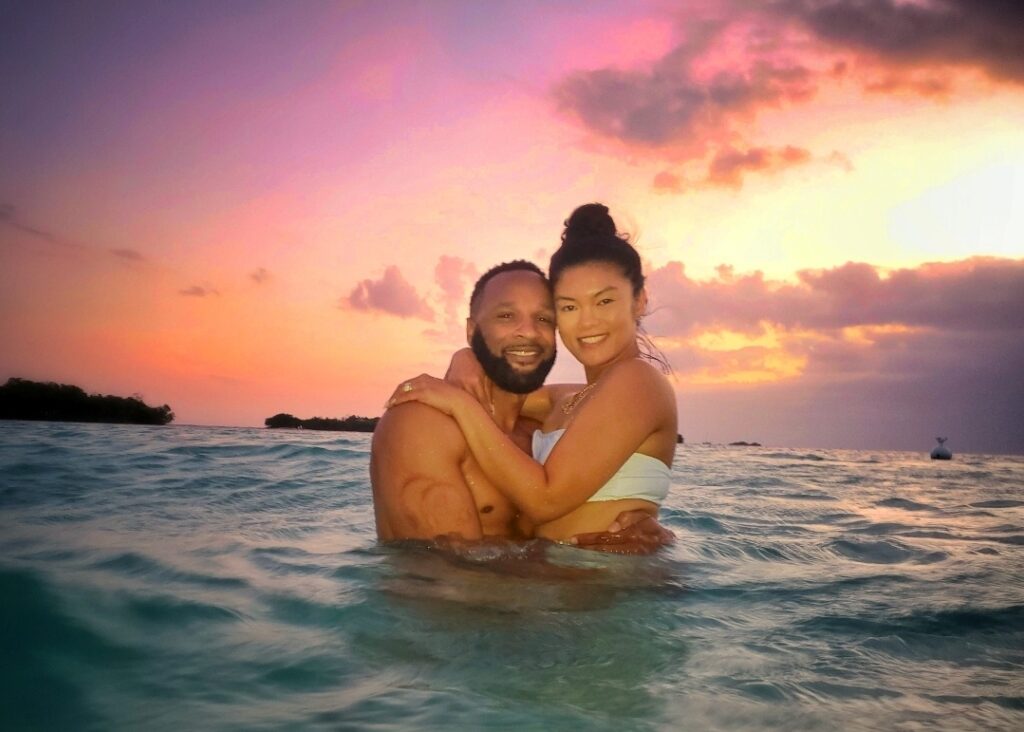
[760,452,828,461]
[875,497,936,511]
[827,539,948,565]
[969,499,1024,509]
[90,552,249,589]
[799,603,1024,638]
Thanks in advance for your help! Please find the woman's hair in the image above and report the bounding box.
[550,203,671,373]
[549,203,644,295]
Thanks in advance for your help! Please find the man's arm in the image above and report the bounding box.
[371,402,483,541]
[570,511,676,555]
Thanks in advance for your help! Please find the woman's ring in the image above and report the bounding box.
[401,382,413,393]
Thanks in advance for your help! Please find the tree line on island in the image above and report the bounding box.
[0,378,174,425]
[265,413,379,432]
[0,377,746,443]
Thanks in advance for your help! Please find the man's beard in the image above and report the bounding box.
[470,329,556,395]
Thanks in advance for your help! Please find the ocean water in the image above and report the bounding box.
[1,422,1022,732]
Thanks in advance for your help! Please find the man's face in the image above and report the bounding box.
[468,270,556,394]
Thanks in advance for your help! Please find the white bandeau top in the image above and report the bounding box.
[531,428,671,505]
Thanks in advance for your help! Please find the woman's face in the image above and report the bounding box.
[553,261,645,373]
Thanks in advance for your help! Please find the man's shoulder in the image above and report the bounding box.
[373,402,466,452]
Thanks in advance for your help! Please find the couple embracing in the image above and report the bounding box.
[372,203,677,554]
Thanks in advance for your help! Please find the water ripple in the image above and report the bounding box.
[1,423,1022,732]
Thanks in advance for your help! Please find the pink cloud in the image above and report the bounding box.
[648,256,1024,336]
[554,1,1024,186]
[434,255,478,323]
[345,265,434,321]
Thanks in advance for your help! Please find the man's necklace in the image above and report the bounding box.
[562,382,597,414]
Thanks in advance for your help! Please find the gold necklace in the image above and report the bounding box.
[562,382,597,414]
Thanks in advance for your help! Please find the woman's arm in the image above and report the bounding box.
[388,360,673,524]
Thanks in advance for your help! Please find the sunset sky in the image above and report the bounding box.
[2,0,1022,453]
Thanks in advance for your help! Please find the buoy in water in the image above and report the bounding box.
[930,437,952,460]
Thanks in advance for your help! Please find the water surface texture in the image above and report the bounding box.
[2,422,1022,731]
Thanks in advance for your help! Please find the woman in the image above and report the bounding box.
[387,204,677,542]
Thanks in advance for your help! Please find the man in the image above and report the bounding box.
[371,260,670,551]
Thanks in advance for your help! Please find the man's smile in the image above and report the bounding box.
[504,344,544,366]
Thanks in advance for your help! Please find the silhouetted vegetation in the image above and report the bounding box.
[0,378,174,425]
[265,413,379,432]
[265,413,303,428]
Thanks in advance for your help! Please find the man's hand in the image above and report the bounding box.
[569,510,676,555]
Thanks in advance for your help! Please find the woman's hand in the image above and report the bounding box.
[387,374,475,417]
[444,348,491,410]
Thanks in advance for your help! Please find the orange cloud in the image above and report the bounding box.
[178,285,219,297]
[652,170,684,194]
[110,248,145,261]
[705,144,812,188]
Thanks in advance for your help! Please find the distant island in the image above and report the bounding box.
[0,378,174,425]
[265,413,379,432]
[729,441,762,447]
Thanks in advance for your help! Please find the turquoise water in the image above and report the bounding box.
[1,421,1022,731]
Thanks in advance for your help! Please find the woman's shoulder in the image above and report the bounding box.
[580,359,673,418]
[602,357,672,390]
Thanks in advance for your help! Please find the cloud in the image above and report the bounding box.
[654,145,844,193]
[551,14,823,185]
[554,1,1024,185]
[644,255,1024,452]
[179,285,219,297]
[555,49,814,149]
[862,73,952,98]
[774,0,1024,84]
[653,170,684,193]
[250,267,270,284]
[434,255,478,324]
[647,256,1024,337]
[705,144,812,188]
[344,265,434,320]
[110,248,144,261]
[0,203,66,247]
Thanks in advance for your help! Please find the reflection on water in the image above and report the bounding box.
[1,423,1022,731]
[348,543,688,729]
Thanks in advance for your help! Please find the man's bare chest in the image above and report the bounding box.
[459,417,539,537]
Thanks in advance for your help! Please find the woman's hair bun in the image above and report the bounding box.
[563,203,616,242]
